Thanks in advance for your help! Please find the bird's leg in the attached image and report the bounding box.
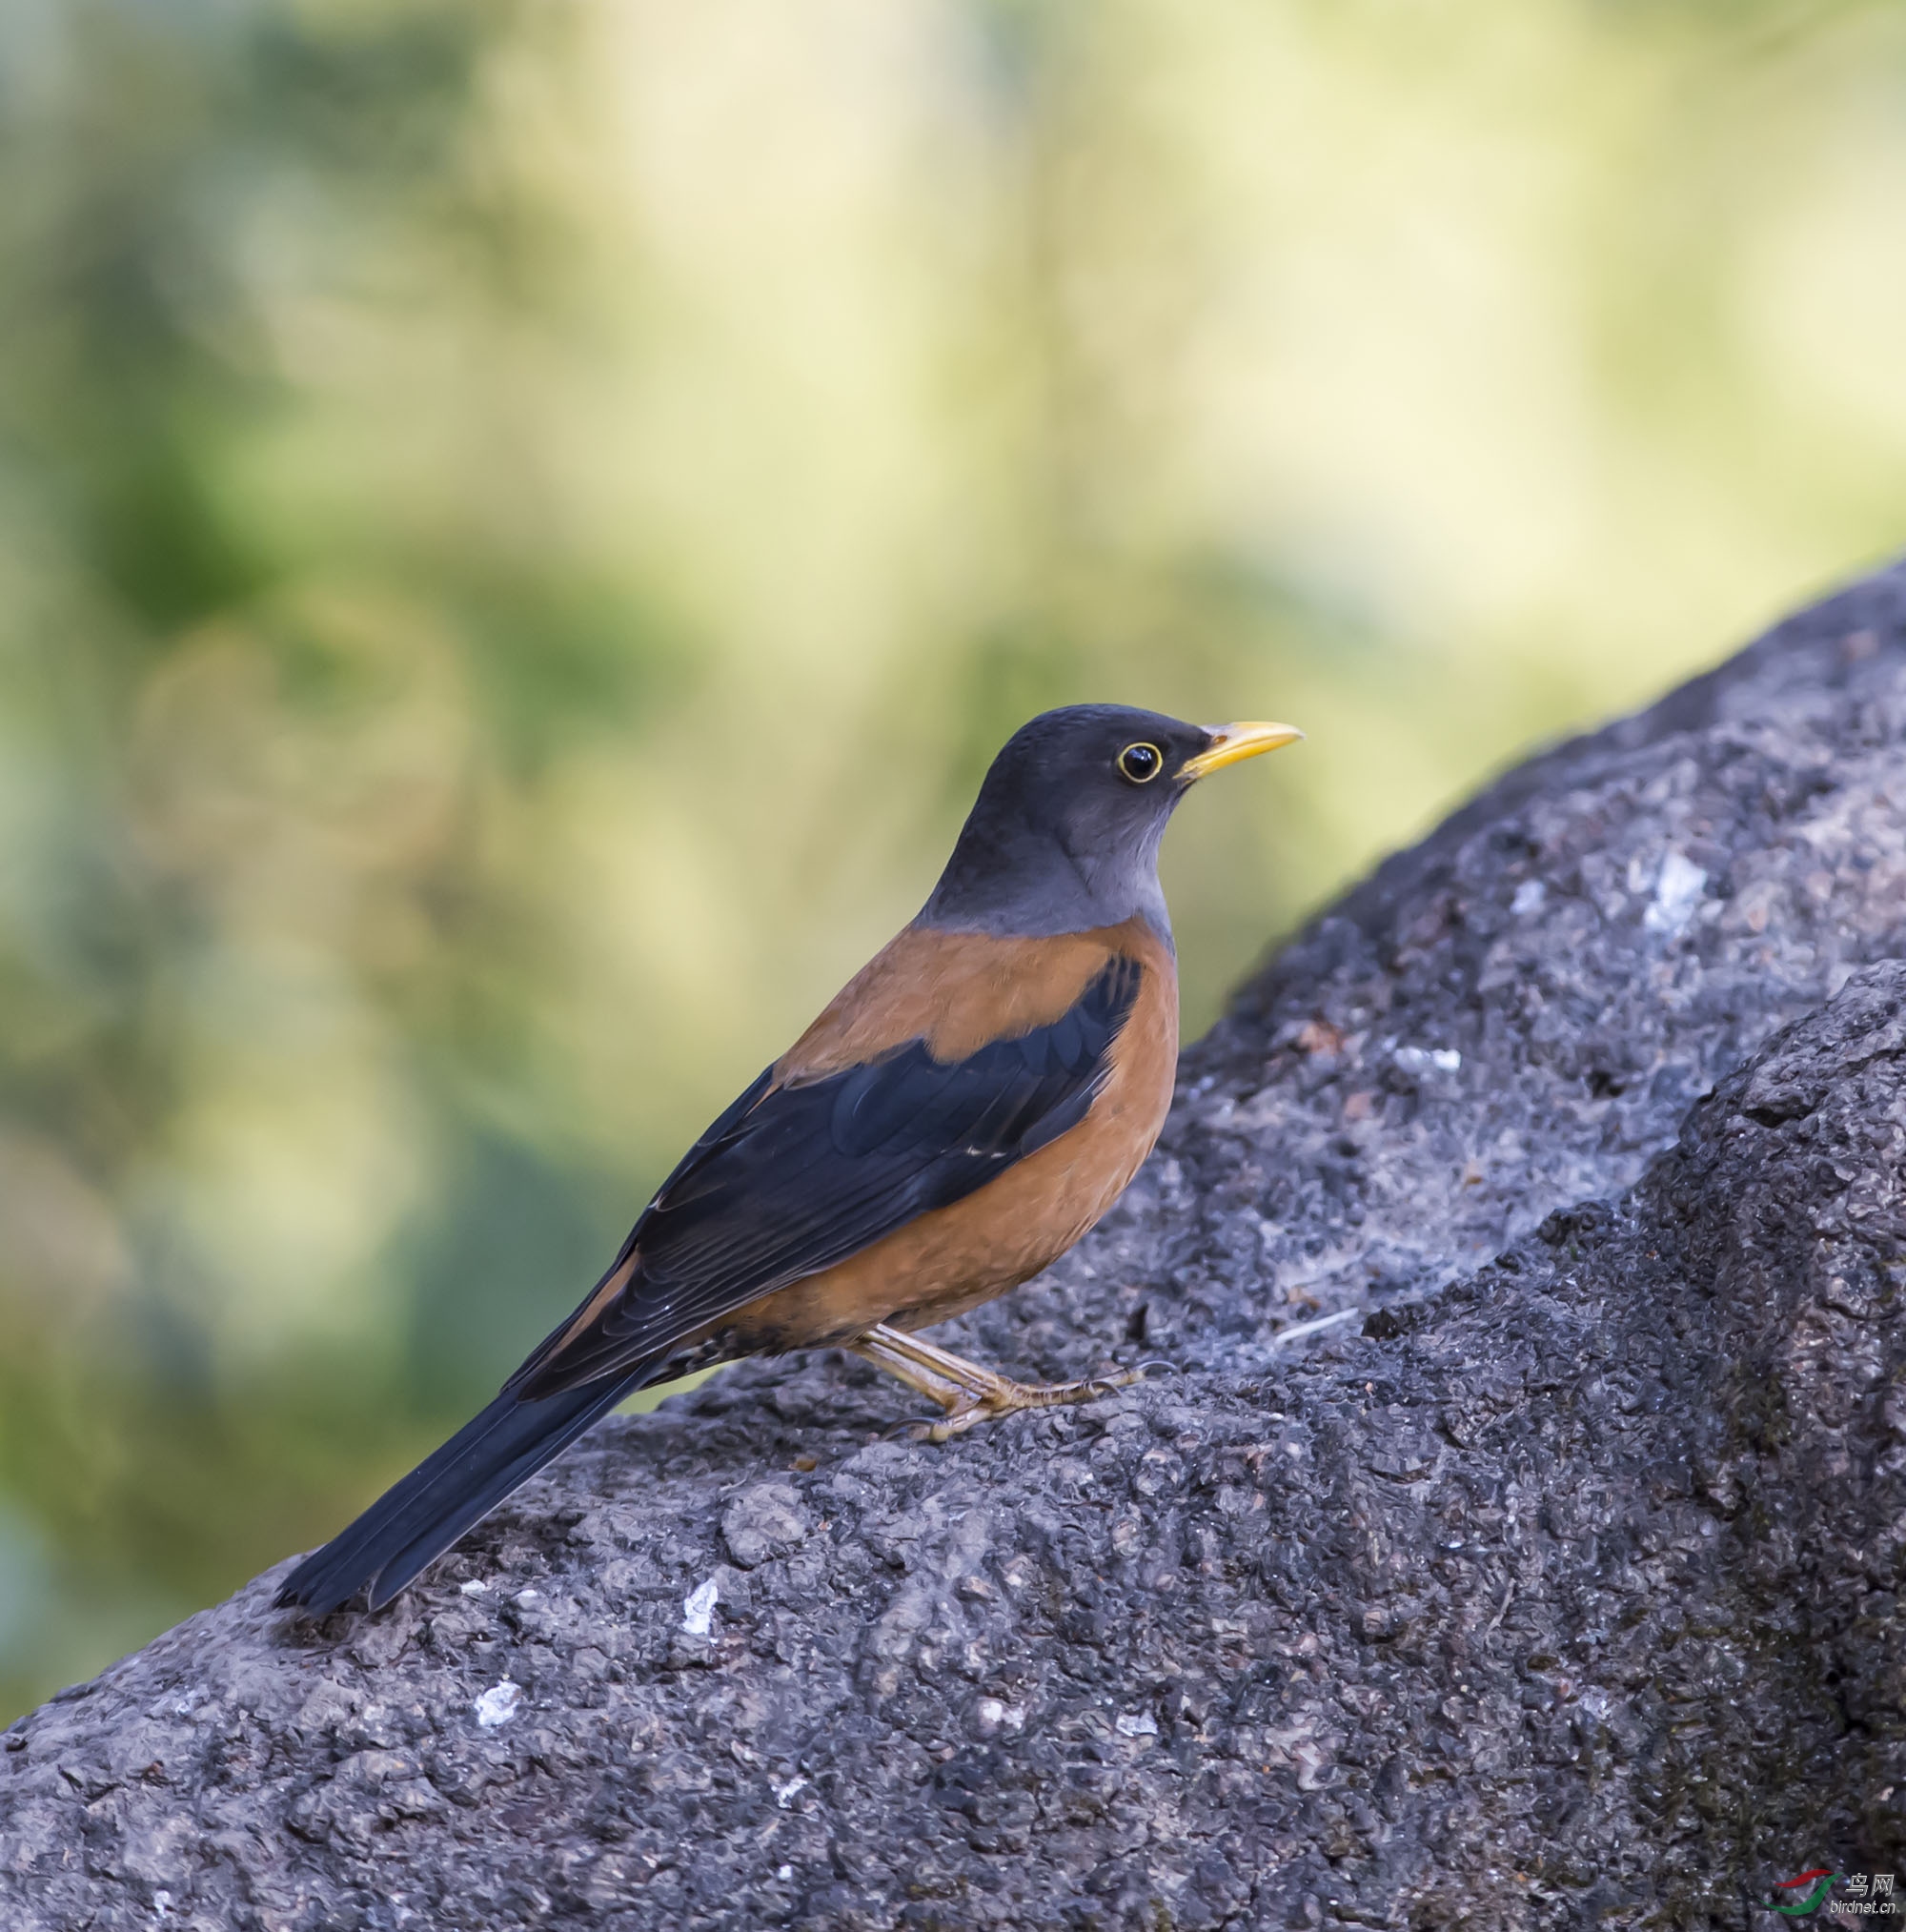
[849,1322,1144,1443]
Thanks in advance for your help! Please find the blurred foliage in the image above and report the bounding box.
[2,0,1904,1719]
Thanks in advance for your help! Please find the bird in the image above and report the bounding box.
[275,704,1302,1615]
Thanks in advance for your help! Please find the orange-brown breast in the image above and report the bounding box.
[727,914,1179,1352]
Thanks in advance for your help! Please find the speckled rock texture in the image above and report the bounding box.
[6,563,1906,1931]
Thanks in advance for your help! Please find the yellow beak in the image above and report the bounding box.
[1179,720,1306,781]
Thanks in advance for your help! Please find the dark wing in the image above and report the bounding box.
[507,951,1144,1398]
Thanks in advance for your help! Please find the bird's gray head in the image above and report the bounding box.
[919,703,1303,942]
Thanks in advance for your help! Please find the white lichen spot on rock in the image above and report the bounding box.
[473,1680,520,1728]
[1644,851,1708,935]
[1512,880,1547,916]
[1393,1045,1461,1078]
[680,1577,720,1636]
[977,1697,1026,1734]
[774,1774,809,1808]
[458,1579,489,1596]
[513,1589,540,1607]
[1116,1711,1159,1738]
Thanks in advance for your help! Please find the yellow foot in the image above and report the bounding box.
[848,1322,1146,1442]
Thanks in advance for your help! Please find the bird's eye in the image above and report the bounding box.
[1117,742,1164,783]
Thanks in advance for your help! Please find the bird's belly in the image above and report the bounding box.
[729,948,1177,1352]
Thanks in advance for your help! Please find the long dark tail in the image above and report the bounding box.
[275,1375,641,1615]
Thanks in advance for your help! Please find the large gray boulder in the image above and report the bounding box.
[6,563,1906,1929]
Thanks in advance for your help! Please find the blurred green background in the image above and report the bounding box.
[3,0,1904,1721]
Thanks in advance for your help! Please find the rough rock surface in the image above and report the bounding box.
[6,563,1906,1930]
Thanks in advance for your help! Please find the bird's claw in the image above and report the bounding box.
[902,1363,1156,1443]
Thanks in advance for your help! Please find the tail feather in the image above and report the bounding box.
[275,1376,640,1615]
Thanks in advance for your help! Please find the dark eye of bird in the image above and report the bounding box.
[1117,742,1163,783]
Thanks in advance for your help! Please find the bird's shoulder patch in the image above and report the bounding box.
[779,915,1168,1080]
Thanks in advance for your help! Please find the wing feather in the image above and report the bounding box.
[507,951,1143,1397]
